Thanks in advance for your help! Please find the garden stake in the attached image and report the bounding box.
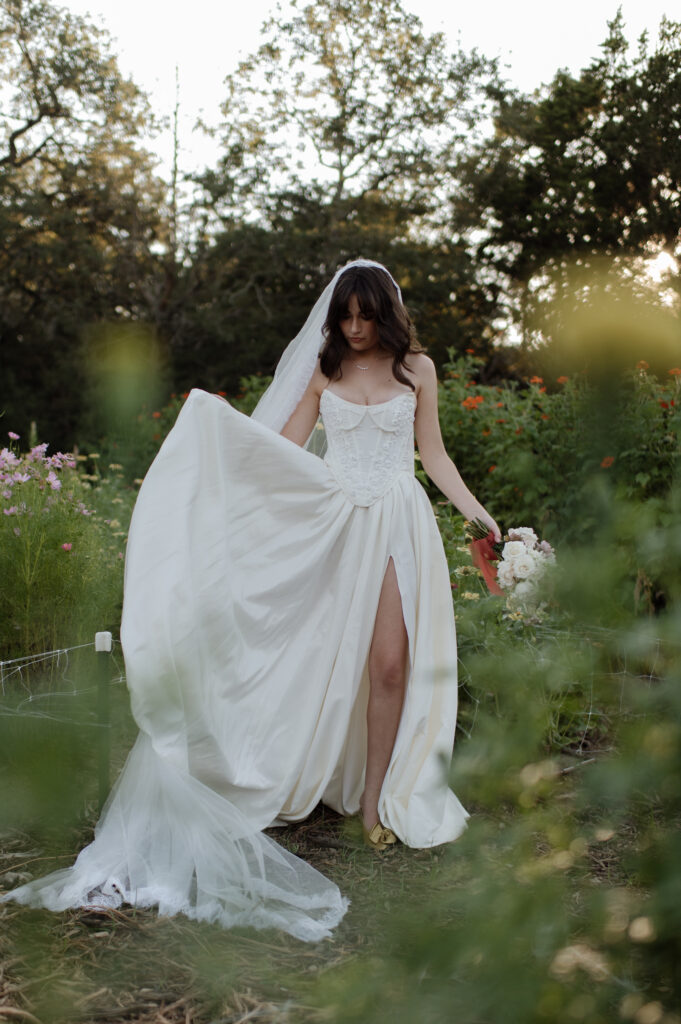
[95,631,112,812]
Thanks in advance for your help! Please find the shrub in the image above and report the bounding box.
[0,435,129,660]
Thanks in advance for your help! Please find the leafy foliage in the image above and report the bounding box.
[202,0,497,219]
[0,433,133,659]
[453,12,681,345]
[0,0,167,447]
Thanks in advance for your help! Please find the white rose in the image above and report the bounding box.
[513,580,536,599]
[501,541,526,565]
[512,551,538,579]
[508,527,538,549]
[496,560,516,589]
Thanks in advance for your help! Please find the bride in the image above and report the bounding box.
[3,259,500,942]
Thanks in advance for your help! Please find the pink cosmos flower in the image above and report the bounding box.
[8,431,19,440]
[28,443,48,462]
[2,490,11,499]
[3,506,18,515]
[61,542,72,551]
[1,448,20,467]
[13,472,30,483]
[46,470,61,491]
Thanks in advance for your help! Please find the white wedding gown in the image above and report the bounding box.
[3,387,468,941]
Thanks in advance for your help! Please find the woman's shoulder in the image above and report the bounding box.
[405,352,437,387]
[309,358,331,396]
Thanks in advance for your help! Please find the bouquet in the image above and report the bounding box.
[466,520,556,617]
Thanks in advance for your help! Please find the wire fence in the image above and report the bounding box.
[0,635,125,809]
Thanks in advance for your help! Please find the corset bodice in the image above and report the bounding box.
[319,389,416,507]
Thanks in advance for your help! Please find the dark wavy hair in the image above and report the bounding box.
[320,265,422,390]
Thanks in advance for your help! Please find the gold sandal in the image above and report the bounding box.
[363,821,398,851]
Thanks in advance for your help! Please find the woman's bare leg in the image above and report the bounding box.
[360,558,408,831]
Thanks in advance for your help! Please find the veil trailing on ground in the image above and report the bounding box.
[251,259,403,436]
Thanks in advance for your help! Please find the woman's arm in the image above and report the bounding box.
[413,355,502,542]
[280,364,325,446]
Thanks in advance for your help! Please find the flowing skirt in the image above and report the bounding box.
[3,391,467,941]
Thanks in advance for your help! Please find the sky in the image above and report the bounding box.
[61,0,675,179]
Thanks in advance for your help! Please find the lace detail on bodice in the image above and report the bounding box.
[320,389,416,507]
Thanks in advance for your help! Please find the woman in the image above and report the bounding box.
[3,260,499,942]
[280,263,500,846]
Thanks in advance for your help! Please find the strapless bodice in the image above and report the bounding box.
[319,389,416,507]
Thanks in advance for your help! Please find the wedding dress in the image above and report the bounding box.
[3,384,468,941]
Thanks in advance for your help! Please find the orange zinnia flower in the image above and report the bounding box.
[601,456,615,468]
[556,376,569,384]
[669,368,681,376]
[530,375,543,384]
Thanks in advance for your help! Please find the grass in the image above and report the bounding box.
[1,514,679,1023]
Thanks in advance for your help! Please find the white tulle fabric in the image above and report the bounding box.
[3,386,468,941]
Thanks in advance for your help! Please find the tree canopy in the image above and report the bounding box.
[453,12,681,346]
[2,0,679,449]
[0,0,166,443]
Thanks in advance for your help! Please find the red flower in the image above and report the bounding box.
[515,427,523,435]
[217,390,227,397]
[601,456,615,469]
[556,376,569,384]
[637,360,649,371]
[461,395,484,410]
[496,401,503,407]
[669,368,681,376]
[495,418,506,423]
[541,414,550,420]
[488,465,497,473]
[482,428,491,436]
[466,348,475,354]
[182,391,190,399]
[152,411,161,419]
[530,376,543,384]
[539,386,547,393]
[659,401,669,409]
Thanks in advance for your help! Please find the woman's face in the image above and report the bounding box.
[340,294,379,353]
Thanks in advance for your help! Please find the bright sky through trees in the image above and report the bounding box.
[60,0,674,178]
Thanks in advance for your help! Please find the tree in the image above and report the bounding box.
[453,13,681,350]
[198,0,497,225]
[0,0,168,446]
[173,0,503,389]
